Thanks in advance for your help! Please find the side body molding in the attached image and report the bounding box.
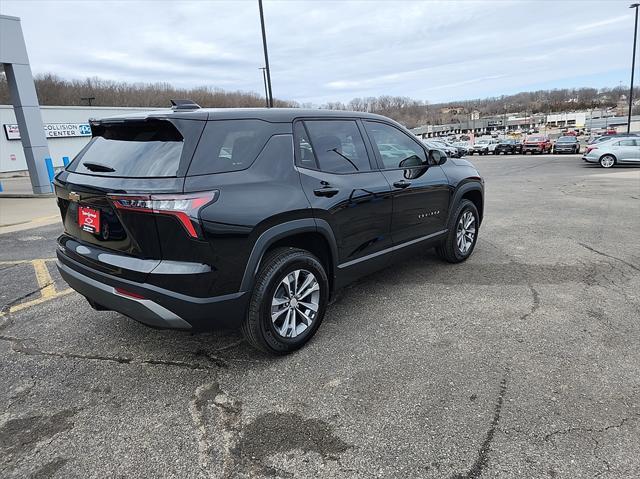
[239,218,338,292]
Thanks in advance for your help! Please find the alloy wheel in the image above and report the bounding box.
[456,210,476,255]
[600,156,615,168]
[270,269,320,338]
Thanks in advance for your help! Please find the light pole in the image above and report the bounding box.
[628,3,639,133]
[258,0,273,107]
[259,67,269,107]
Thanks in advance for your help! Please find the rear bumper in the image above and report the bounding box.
[523,146,544,152]
[57,251,248,330]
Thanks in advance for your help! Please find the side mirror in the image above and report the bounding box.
[428,149,447,166]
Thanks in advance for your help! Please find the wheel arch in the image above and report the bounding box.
[452,182,484,226]
[240,219,338,294]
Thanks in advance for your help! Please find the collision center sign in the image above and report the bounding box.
[3,123,92,140]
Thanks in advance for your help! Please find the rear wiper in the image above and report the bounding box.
[83,162,115,172]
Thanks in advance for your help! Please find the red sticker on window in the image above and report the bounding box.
[78,206,100,233]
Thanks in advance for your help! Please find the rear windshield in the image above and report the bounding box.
[68,120,187,177]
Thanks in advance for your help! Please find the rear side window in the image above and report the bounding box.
[618,139,636,146]
[68,120,187,177]
[188,120,280,175]
[294,122,318,169]
[302,120,371,173]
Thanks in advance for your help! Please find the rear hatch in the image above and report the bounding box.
[54,117,206,283]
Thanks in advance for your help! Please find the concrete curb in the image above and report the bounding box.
[0,215,61,235]
[0,193,56,198]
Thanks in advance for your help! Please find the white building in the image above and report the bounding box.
[545,112,587,128]
[0,105,160,174]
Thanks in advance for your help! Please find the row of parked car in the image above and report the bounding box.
[423,135,582,158]
[423,133,640,168]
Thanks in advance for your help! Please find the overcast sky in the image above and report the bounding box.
[1,0,636,105]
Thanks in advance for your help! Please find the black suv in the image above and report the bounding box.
[494,139,523,155]
[55,103,484,354]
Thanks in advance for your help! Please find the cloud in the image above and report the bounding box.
[0,0,636,104]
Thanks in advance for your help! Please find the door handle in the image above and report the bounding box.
[314,187,339,198]
[393,180,411,189]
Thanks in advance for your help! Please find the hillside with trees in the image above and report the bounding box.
[0,73,635,129]
[0,73,294,109]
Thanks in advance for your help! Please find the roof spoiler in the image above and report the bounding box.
[170,99,201,110]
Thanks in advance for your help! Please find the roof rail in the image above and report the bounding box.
[170,99,201,110]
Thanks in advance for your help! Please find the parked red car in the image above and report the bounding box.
[522,135,553,154]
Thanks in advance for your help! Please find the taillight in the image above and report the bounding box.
[108,191,218,238]
[586,146,598,154]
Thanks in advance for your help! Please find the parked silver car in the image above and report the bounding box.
[582,137,640,168]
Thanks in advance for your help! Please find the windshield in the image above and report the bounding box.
[527,136,544,142]
[557,137,575,143]
[476,139,490,144]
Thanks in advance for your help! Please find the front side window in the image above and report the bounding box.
[364,121,427,169]
[302,120,371,173]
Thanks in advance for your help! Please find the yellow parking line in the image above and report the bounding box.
[32,259,57,298]
[0,258,56,265]
[0,258,75,317]
[8,288,74,314]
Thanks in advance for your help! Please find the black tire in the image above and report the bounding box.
[241,247,329,354]
[436,199,480,264]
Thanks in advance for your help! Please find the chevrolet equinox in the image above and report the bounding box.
[55,102,484,354]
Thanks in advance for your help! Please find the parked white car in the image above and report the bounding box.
[469,138,500,155]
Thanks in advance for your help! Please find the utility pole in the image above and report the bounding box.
[628,4,639,133]
[259,67,269,108]
[258,0,273,107]
[503,105,507,133]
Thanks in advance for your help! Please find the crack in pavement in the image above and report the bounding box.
[578,242,640,274]
[0,335,229,371]
[0,283,53,322]
[543,415,640,443]
[520,285,540,321]
[451,371,509,479]
[543,416,640,478]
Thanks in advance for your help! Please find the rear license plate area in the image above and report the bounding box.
[78,206,101,233]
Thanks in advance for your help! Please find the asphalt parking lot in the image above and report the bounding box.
[1,154,639,479]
